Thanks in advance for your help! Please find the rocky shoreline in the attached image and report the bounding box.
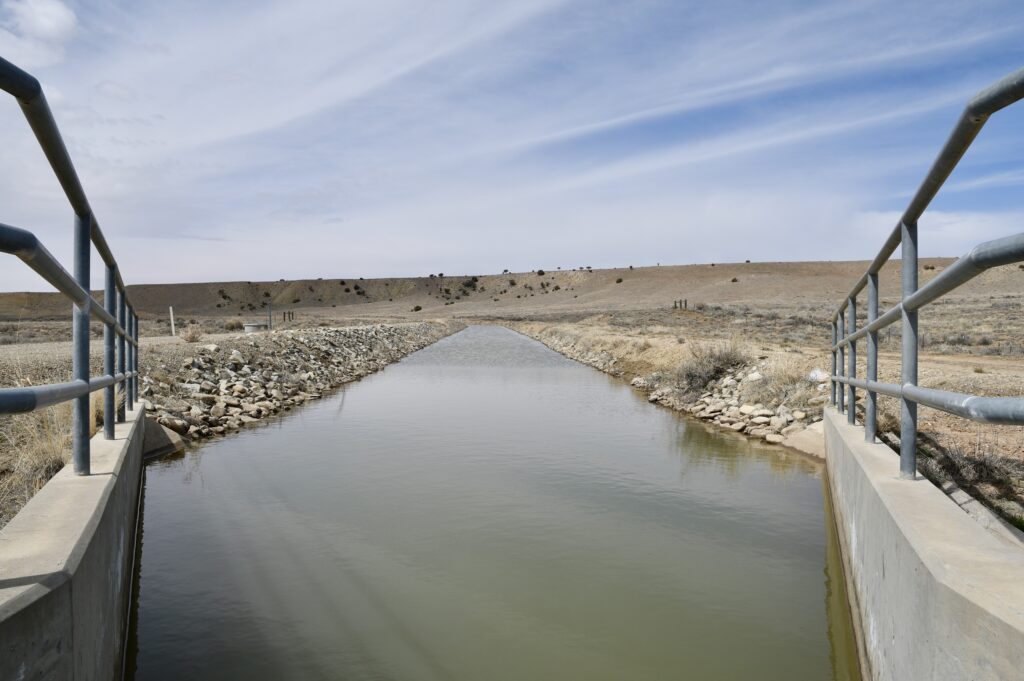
[142,322,462,442]
[507,323,830,458]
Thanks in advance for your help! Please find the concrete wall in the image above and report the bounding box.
[0,407,145,681]
[824,408,1024,681]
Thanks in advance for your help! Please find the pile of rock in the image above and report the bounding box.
[637,367,828,442]
[141,323,458,441]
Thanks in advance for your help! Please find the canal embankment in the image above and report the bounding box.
[824,408,1024,681]
[505,320,830,458]
[138,321,463,443]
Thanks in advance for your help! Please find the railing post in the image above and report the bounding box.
[132,311,139,403]
[131,311,139,403]
[103,265,116,439]
[837,309,846,414]
[847,297,857,425]
[126,305,135,413]
[71,213,91,475]
[865,273,879,442]
[830,320,837,405]
[900,221,919,479]
[117,288,126,422]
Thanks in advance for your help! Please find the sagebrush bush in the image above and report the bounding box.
[181,324,204,342]
[224,319,243,331]
[675,340,750,395]
[741,358,818,409]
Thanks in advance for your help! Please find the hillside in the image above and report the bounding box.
[9,257,1020,322]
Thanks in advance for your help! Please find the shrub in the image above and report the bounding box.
[741,357,818,409]
[224,320,244,331]
[616,278,623,283]
[675,340,750,396]
[536,270,545,275]
[181,324,204,342]
[731,277,738,282]
[412,305,422,312]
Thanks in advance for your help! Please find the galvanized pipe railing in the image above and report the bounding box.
[830,66,1024,479]
[0,56,140,476]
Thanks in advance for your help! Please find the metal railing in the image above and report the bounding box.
[0,56,139,476]
[831,67,1024,479]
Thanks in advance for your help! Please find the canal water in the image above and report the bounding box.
[127,325,859,680]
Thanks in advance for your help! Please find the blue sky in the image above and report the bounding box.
[1,0,1023,289]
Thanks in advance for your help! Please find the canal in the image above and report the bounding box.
[127,325,859,680]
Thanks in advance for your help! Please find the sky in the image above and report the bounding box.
[0,0,1023,290]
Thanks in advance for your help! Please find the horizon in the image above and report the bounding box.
[2,254,965,292]
[1,0,1023,291]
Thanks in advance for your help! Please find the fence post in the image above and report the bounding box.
[126,305,135,413]
[169,305,176,336]
[837,309,845,414]
[900,221,918,479]
[72,213,91,475]
[103,265,116,439]
[847,297,857,425]
[830,320,837,405]
[117,289,126,422]
[865,273,879,442]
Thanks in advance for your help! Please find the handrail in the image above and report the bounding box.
[829,66,1024,479]
[0,56,139,475]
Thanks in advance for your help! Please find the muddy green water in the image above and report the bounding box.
[127,325,859,680]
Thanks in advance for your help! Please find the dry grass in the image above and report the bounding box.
[0,384,122,528]
[675,339,751,397]
[741,356,820,410]
[181,324,204,343]
[0,403,73,527]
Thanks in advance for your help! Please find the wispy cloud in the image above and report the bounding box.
[0,0,1022,289]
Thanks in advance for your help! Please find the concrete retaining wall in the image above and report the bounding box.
[824,408,1024,681]
[0,407,145,680]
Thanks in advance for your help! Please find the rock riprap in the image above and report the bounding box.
[514,325,829,454]
[141,323,459,441]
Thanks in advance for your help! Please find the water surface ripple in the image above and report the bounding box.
[128,325,858,680]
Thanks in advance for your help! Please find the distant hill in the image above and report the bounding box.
[5,257,1019,322]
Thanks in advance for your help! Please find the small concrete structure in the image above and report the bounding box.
[0,408,145,680]
[824,408,1024,681]
[243,322,269,334]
